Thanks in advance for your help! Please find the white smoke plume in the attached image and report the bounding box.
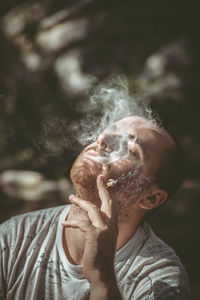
[71,75,159,166]
[38,75,160,174]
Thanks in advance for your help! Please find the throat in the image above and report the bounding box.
[62,205,88,265]
[63,226,85,265]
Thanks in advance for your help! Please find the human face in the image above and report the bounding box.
[70,116,172,205]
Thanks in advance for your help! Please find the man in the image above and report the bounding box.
[0,116,190,299]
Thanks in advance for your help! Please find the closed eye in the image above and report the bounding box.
[129,148,139,158]
[127,134,137,155]
[128,141,142,160]
[127,133,144,160]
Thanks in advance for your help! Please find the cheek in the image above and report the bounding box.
[108,158,140,182]
[112,166,147,204]
[113,184,138,218]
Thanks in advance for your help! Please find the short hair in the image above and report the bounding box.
[154,137,185,199]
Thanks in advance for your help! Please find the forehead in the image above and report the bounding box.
[115,116,157,134]
[115,116,174,154]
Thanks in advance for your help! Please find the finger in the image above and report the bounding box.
[69,194,106,229]
[97,175,115,218]
[62,219,94,233]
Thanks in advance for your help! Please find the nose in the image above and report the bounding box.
[97,130,126,153]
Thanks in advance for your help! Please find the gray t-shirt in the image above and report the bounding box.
[0,205,190,299]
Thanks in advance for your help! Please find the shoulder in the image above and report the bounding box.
[142,222,189,290]
[141,222,186,269]
[0,205,67,242]
[120,222,190,299]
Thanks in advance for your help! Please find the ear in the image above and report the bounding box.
[137,187,168,210]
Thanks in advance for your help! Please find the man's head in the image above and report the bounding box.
[70,116,184,218]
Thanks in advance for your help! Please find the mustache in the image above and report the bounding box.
[84,143,110,158]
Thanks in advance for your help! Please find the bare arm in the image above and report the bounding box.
[62,174,122,300]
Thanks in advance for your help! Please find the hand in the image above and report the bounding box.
[62,174,122,299]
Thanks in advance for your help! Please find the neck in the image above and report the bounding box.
[63,203,145,265]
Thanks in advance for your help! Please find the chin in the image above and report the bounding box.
[70,152,102,186]
[70,152,102,205]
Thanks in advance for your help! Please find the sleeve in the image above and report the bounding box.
[0,219,14,300]
[0,248,6,299]
[0,223,7,299]
[120,262,190,300]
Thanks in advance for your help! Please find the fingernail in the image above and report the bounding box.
[69,195,78,203]
[62,219,71,224]
[98,174,104,181]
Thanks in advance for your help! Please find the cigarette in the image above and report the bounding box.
[106,178,117,188]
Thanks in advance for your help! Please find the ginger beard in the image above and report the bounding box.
[70,148,153,221]
[70,150,104,207]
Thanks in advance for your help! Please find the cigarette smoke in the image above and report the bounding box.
[75,76,155,145]
[71,75,160,166]
[38,75,160,180]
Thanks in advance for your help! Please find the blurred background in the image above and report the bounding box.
[0,0,199,298]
